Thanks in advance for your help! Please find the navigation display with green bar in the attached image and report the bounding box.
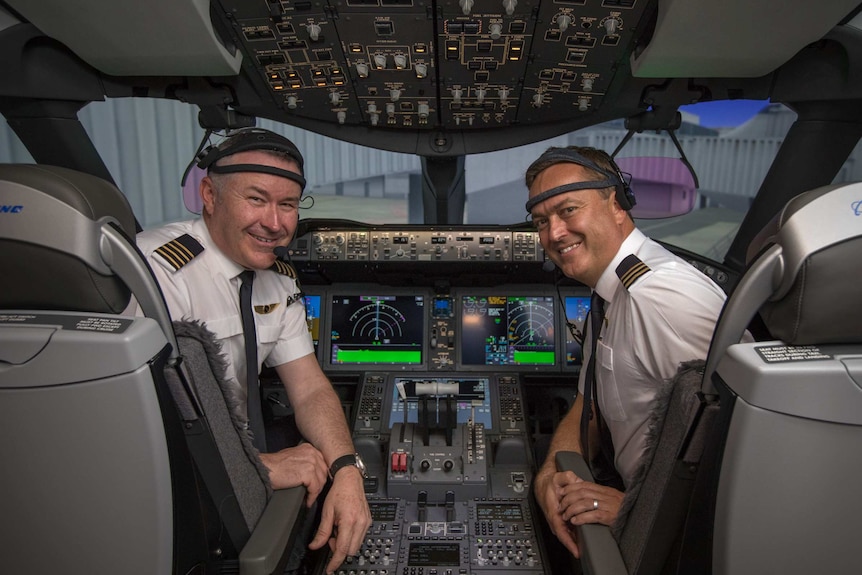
[330,294,425,365]
[461,295,556,367]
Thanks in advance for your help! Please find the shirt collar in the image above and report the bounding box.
[594,228,647,303]
[192,218,246,281]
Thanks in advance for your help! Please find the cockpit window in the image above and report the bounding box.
[9,98,862,267]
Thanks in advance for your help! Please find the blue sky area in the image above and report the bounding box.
[680,99,769,128]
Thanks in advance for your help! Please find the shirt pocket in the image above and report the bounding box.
[258,324,281,345]
[203,314,243,340]
[596,339,627,422]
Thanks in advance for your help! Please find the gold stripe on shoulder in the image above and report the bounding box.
[615,254,651,290]
[271,259,297,278]
[154,233,203,271]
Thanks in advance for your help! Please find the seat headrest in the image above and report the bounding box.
[0,164,138,313]
[746,183,862,345]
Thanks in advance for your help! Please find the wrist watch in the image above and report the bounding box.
[329,452,368,479]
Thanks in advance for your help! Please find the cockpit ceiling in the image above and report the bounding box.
[3,0,861,154]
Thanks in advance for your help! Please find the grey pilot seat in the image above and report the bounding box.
[0,164,305,575]
[555,181,862,575]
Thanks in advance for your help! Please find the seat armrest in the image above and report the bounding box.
[555,452,628,575]
[239,486,307,575]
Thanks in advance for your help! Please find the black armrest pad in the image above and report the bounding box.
[239,486,307,575]
[555,452,628,575]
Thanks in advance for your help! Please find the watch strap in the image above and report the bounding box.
[329,453,362,478]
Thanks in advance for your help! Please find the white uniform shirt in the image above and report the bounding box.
[579,228,726,488]
[136,219,313,409]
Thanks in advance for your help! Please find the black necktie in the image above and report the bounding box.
[239,270,267,452]
[579,291,625,490]
[579,290,604,465]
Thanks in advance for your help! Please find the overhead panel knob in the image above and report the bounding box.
[502,0,517,16]
[489,23,503,40]
[459,0,474,16]
[306,23,321,42]
[558,14,572,32]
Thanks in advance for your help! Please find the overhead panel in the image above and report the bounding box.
[217,0,648,131]
[522,0,645,122]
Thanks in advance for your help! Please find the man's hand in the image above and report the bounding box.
[307,466,372,575]
[558,474,624,528]
[259,443,329,505]
[534,467,582,558]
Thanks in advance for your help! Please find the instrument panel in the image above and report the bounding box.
[282,223,736,575]
[217,0,649,140]
[302,284,590,372]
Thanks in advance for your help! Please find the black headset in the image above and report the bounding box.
[186,127,307,192]
[524,147,636,213]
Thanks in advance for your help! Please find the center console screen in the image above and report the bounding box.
[329,294,425,366]
[387,377,493,430]
[460,295,556,367]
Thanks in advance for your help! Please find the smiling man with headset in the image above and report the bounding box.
[526,146,727,560]
[136,128,371,574]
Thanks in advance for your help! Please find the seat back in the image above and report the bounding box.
[557,182,862,575]
[0,164,178,574]
[704,182,862,575]
[0,164,304,574]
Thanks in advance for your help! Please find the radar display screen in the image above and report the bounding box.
[461,295,556,366]
[330,294,425,365]
[564,296,591,367]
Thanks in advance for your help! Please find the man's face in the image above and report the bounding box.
[200,150,302,270]
[528,163,631,287]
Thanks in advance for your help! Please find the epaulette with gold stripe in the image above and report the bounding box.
[153,234,203,271]
[616,254,651,290]
[270,259,297,279]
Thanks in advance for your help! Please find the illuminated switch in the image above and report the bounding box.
[507,40,524,61]
[446,40,460,60]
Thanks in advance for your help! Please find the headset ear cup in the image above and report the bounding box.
[622,185,636,210]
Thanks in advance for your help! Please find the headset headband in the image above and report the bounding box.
[198,128,307,192]
[524,148,632,213]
